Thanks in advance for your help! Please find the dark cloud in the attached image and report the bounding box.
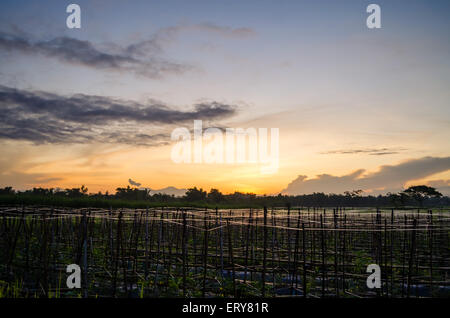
[128,178,141,187]
[0,23,254,78]
[321,147,407,156]
[282,157,450,195]
[0,32,190,78]
[0,85,236,145]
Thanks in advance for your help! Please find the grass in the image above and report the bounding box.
[0,194,263,209]
[1,194,445,210]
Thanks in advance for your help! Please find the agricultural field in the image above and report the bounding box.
[0,206,449,298]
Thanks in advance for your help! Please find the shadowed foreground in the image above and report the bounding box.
[0,206,449,298]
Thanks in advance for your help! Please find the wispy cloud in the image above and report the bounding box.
[0,31,190,78]
[127,23,255,56]
[282,156,450,195]
[0,85,237,145]
[426,179,450,196]
[192,23,255,37]
[0,170,62,188]
[320,147,407,156]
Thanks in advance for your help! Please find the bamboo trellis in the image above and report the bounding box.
[0,206,449,298]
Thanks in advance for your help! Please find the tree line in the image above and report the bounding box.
[0,184,447,207]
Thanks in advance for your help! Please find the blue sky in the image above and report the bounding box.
[0,0,449,194]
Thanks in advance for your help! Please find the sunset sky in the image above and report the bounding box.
[0,0,449,195]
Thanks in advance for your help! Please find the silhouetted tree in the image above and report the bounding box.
[1,184,448,207]
[65,186,87,198]
[208,188,224,203]
[28,187,54,196]
[115,185,150,200]
[0,187,15,195]
[184,187,207,201]
[402,185,442,206]
[151,193,175,202]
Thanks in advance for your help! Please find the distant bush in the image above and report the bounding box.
[0,185,448,208]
